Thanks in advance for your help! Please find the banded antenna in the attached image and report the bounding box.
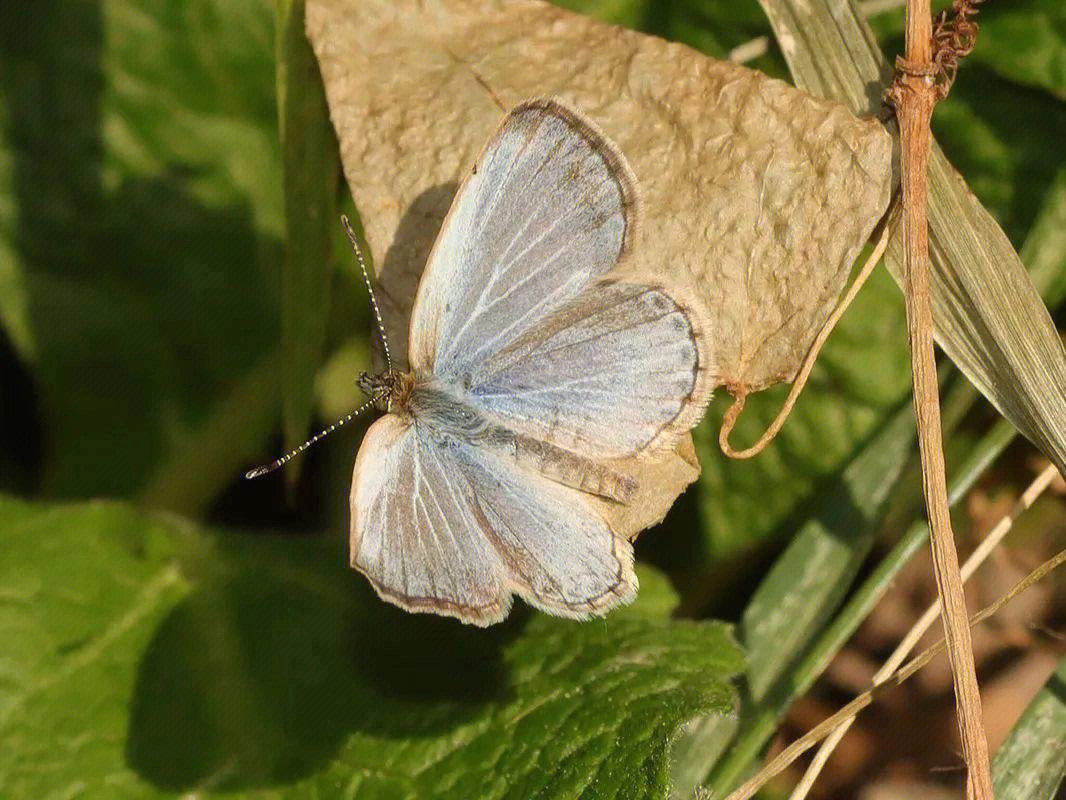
[244,215,393,480]
[341,214,392,373]
[244,394,380,479]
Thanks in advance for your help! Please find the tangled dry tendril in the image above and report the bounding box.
[931,0,984,98]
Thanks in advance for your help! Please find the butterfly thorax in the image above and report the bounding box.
[404,379,499,442]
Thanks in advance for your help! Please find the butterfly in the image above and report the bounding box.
[348,98,718,625]
[251,98,713,625]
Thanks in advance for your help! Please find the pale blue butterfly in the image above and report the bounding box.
[251,99,713,625]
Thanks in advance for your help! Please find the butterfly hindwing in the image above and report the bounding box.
[450,433,636,616]
[350,415,636,624]
[350,415,510,624]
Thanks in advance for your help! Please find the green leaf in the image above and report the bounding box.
[0,495,743,798]
[670,396,916,795]
[737,400,915,702]
[1022,166,1066,306]
[933,66,1066,245]
[698,412,1019,798]
[973,1,1066,100]
[0,0,282,506]
[992,654,1066,800]
[276,0,339,486]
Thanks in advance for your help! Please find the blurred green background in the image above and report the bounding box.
[0,1,1063,798]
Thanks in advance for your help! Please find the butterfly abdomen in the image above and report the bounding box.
[509,433,636,503]
[407,382,634,503]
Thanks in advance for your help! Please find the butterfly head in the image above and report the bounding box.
[358,369,416,414]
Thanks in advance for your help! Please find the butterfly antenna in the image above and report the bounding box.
[341,214,393,373]
[244,394,381,479]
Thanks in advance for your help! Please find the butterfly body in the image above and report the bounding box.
[349,99,714,625]
[368,369,638,503]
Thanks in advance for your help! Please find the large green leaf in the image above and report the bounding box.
[0,496,743,798]
[0,0,282,506]
[974,1,1066,100]
[276,0,338,487]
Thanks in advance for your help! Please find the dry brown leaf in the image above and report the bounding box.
[307,0,892,534]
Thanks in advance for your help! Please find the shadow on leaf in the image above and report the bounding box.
[373,181,459,369]
[126,543,521,792]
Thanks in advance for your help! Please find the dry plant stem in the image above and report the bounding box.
[720,547,1066,800]
[892,0,993,796]
[718,203,897,459]
[788,463,1061,800]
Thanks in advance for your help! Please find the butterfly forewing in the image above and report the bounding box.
[408,99,709,461]
[408,99,638,378]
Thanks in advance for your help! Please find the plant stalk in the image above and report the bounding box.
[892,0,993,796]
